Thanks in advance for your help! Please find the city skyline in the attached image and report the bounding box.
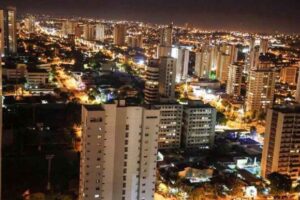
[1,0,300,33]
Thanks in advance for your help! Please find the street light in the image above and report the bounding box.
[46,154,55,191]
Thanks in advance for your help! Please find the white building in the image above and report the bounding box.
[26,68,49,86]
[144,59,160,104]
[175,48,189,82]
[95,23,106,42]
[80,101,160,200]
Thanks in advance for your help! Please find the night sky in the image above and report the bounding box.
[1,0,300,33]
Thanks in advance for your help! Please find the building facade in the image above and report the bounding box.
[80,102,160,200]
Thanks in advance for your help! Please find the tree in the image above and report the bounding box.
[267,172,292,195]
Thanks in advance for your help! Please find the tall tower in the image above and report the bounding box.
[295,65,300,103]
[259,38,269,55]
[246,69,277,112]
[144,59,160,104]
[0,10,4,57]
[226,63,244,96]
[95,23,106,42]
[157,24,173,58]
[113,24,126,46]
[175,48,189,82]
[261,105,300,184]
[83,24,95,41]
[80,102,160,200]
[2,7,17,55]
[158,57,177,100]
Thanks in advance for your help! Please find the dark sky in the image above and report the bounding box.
[1,0,300,33]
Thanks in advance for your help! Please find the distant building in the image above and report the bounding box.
[175,47,189,82]
[0,7,17,55]
[216,53,231,83]
[195,45,218,78]
[246,68,277,112]
[3,63,27,80]
[259,38,269,55]
[226,63,244,96]
[159,57,177,100]
[61,20,77,36]
[26,68,49,86]
[83,24,95,41]
[296,66,300,103]
[261,105,300,184]
[144,59,160,104]
[127,34,143,48]
[24,15,35,33]
[80,101,160,200]
[182,101,216,149]
[113,24,126,46]
[157,24,173,58]
[95,23,106,42]
[280,65,298,85]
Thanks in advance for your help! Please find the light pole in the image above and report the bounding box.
[46,154,55,191]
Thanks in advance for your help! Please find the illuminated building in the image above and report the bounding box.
[83,24,95,41]
[113,24,126,46]
[246,69,277,112]
[80,102,159,200]
[261,105,300,184]
[216,53,230,83]
[127,34,143,48]
[175,47,189,82]
[61,20,77,36]
[296,66,300,103]
[259,38,269,55]
[195,45,218,78]
[95,23,106,42]
[155,104,183,149]
[226,62,244,96]
[0,7,17,55]
[157,24,172,58]
[280,65,298,85]
[24,15,35,33]
[182,101,216,148]
[159,57,176,100]
[144,59,160,104]
[0,10,4,57]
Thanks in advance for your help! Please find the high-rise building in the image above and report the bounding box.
[0,37,2,200]
[95,23,106,42]
[296,65,300,103]
[259,38,269,55]
[83,24,95,41]
[280,66,298,85]
[182,101,216,148]
[155,103,183,149]
[80,101,160,200]
[159,57,177,100]
[128,34,143,48]
[24,15,35,33]
[62,20,77,36]
[157,24,173,58]
[159,24,172,46]
[144,59,160,104]
[175,48,189,82]
[226,62,244,96]
[113,24,126,46]
[1,7,17,55]
[195,45,218,78]
[216,53,231,83]
[249,46,260,70]
[261,105,300,184]
[246,69,277,112]
[0,10,4,57]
